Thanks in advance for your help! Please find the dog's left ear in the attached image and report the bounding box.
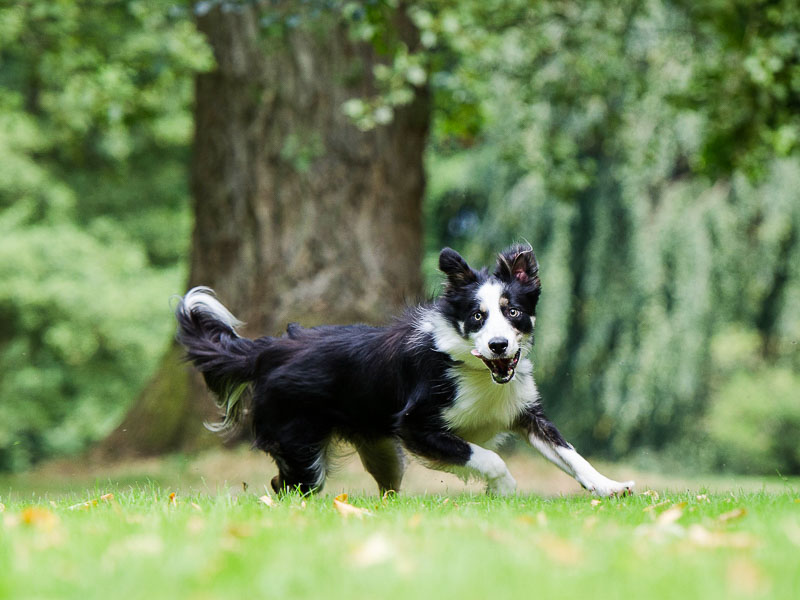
[439,247,478,288]
[494,244,539,286]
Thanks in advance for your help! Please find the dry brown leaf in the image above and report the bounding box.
[656,502,687,526]
[168,492,177,507]
[687,525,757,549]
[258,494,276,507]
[516,515,535,525]
[727,557,770,596]
[21,507,59,530]
[537,534,583,565]
[642,490,660,500]
[226,523,253,538]
[100,493,114,503]
[333,497,371,519]
[643,500,670,512]
[718,507,747,523]
[350,534,395,568]
[334,493,348,503]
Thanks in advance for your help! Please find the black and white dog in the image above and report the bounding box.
[175,244,634,497]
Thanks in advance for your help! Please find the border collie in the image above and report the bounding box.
[175,244,634,497]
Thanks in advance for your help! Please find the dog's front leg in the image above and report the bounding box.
[400,425,516,495]
[516,404,634,497]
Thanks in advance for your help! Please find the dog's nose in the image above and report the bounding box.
[488,337,508,355]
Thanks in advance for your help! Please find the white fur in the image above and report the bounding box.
[464,443,516,495]
[473,281,521,358]
[444,358,537,445]
[529,435,635,496]
[183,286,243,334]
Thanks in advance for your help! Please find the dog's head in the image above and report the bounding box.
[437,244,541,384]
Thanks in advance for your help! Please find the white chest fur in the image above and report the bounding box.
[443,358,539,446]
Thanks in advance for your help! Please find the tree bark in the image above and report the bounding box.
[97,3,429,459]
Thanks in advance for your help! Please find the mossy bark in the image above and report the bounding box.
[97,3,429,458]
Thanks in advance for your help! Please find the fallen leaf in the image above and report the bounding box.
[169,492,177,507]
[687,525,757,549]
[718,508,747,523]
[516,515,534,525]
[350,534,395,568]
[583,516,598,532]
[191,502,203,512]
[226,523,253,538]
[537,534,582,565]
[643,500,670,512]
[643,490,660,500]
[100,493,114,503]
[656,502,687,526]
[21,507,59,531]
[727,557,770,596]
[68,500,97,511]
[333,496,371,519]
[590,499,602,507]
[258,494,276,507]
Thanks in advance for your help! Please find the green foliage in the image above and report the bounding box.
[0,2,212,470]
[421,0,800,471]
[705,327,800,474]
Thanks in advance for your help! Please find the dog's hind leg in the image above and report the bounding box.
[355,437,406,495]
[254,420,331,496]
[268,441,329,496]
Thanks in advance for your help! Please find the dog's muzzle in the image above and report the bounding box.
[471,349,521,384]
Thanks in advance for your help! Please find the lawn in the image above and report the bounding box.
[1,451,798,600]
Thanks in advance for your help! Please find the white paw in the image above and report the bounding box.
[487,472,517,496]
[582,477,635,497]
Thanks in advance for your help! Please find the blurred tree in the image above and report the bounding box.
[419,0,800,472]
[0,1,211,470]
[99,1,430,457]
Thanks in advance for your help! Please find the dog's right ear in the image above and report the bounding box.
[439,247,478,288]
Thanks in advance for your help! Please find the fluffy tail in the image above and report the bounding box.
[175,286,257,434]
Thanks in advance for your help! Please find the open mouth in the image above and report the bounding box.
[470,349,521,384]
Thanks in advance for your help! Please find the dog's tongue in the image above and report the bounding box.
[471,349,521,384]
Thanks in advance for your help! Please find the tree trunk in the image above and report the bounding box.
[96,3,429,459]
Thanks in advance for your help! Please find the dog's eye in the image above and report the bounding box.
[508,308,519,318]
[472,312,483,321]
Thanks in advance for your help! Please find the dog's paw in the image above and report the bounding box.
[486,473,517,496]
[588,478,635,498]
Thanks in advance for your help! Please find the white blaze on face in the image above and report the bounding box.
[473,281,520,358]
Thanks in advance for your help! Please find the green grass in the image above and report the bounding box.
[2,485,799,600]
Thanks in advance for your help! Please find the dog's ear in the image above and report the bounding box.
[494,244,539,286]
[439,247,478,288]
